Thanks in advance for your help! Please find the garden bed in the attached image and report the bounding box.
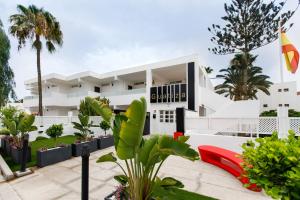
[71,139,98,157]
[97,135,114,149]
[37,145,72,167]
[1,135,76,172]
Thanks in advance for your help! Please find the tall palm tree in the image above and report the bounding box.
[9,5,63,115]
[215,53,272,101]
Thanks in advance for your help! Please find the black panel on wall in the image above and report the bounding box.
[188,62,195,110]
[167,85,171,102]
[175,85,180,102]
[171,85,175,102]
[176,107,185,133]
[150,87,157,103]
[157,87,162,103]
[181,84,187,102]
[162,86,167,103]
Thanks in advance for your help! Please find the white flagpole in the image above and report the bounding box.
[278,19,284,83]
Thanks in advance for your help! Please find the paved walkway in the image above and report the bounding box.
[0,147,271,200]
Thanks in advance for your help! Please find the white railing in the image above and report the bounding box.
[186,116,300,137]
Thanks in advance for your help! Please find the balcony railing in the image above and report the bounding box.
[24,88,146,101]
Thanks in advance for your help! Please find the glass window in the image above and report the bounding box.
[285,104,289,107]
[284,88,289,92]
[278,89,282,92]
[279,104,283,107]
[263,104,268,108]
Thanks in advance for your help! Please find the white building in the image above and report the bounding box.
[24,55,259,134]
[257,81,300,113]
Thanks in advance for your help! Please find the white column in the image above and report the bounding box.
[146,69,152,112]
[277,107,289,138]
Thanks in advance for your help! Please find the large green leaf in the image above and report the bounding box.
[18,114,37,134]
[138,135,159,166]
[116,97,147,160]
[97,152,117,163]
[90,98,112,122]
[158,135,199,161]
[114,175,128,186]
[3,118,17,136]
[78,114,89,127]
[112,114,127,152]
[159,177,184,188]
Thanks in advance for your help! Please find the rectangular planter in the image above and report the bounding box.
[1,137,12,155]
[71,139,98,157]
[37,145,72,167]
[11,146,31,164]
[97,136,114,149]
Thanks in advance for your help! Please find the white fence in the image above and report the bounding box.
[28,116,108,141]
[185,116,300,137]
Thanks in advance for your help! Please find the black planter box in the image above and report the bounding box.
[37,145,72,167]
[97,135,114,149]
[11,146,32,164]
[1,137,13,155]
[71,139,98,157]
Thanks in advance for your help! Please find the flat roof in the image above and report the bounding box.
[25,54,202,85]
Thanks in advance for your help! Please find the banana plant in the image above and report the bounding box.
[96,97,201,200]
[2,112,37,148]
[72,113,94,141]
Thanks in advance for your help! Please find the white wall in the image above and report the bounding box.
[257,81,300,112]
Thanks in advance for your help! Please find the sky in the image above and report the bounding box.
[0,0,300,98]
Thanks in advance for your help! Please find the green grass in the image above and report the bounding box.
[2,135,76,172]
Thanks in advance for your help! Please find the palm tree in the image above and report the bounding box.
[9,5,63,115]
[215,53,272,101]
[204,66,213,74]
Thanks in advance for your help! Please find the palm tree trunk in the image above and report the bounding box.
[36,35,43,116]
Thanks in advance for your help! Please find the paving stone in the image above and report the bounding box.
[0,183,21,200]
[56,192,81,200]
[11,175,69,200]
[57,159,81,168]
[90,169,116,181]
[89,184,116,200]
[66,178,103,193]
[40,166,80,184]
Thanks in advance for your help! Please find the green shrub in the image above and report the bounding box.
[99,120,110,136]
[260,109,300,117]
[45,124,63,146]
[35,136,48,141]
[242,131,300,199]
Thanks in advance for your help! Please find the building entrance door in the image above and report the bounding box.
[153,110,176,136]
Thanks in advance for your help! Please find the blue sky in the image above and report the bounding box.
[0,0,300,98]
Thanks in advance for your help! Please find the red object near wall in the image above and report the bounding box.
[198,145,261,192]
[173,132,183,140]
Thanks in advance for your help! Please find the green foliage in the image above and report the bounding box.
[260,109,277,117]
[242,131,300,199]
[0,128,10,135]
[0,19,16,106]
[72,114,93,141]
[96,97,200,200]
[260,109,300,117]
[0,105,19,123]
[9,4,63,115]
[79,96,112,118]
[99,120,110,136]
[1,110,37,148]
[208,0,299,55]
[204,66,213,74]
[35,136,48,141]
[215,53,272,101]
[45,124,63,146]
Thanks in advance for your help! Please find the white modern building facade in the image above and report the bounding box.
[24,55,259,134]
[257,81,300,113]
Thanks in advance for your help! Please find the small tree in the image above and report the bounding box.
[45,124,63,147]
[72,114,93,142]
[99,120,110,136]
[208,0,299,55]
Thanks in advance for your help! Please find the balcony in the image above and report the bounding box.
[23,88,146,108]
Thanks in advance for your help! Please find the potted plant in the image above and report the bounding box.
[98,120,113,149]
[0,106,20,155]
[71,114,98,156]
[2,112,37,164]
[37,124,72,167]
[95,97,208,199]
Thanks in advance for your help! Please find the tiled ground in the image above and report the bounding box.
[0,147,271,200]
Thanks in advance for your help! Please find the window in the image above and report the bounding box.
[159,110,176,123]
[285,104,290,107]
[278,89,282,92]
[284,88,289,92]
[279,104,283,107]
[263,104,268,108]
[94,86,100,93]
[128,85,133,90]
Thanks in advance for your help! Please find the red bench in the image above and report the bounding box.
[173,132,183,140]
[198,145,261,192]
